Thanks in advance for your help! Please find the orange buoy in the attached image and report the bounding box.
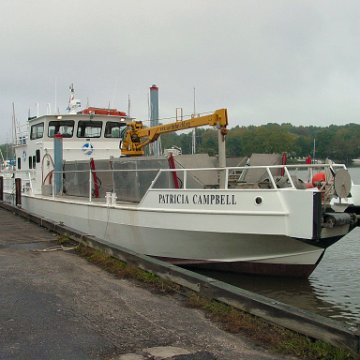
[311,172,326,186]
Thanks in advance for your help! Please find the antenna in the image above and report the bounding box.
[313,138,316,164]
[193,86,196,114]
[127,95,131,117]
[111,80,118,110]
[54,77,57,114]
[66,84,81,113]
[191,87,196,154]
[12,102,17,145]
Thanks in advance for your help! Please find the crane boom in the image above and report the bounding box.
[120,108,228,156]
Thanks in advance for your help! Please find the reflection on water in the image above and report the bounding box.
[197,229,360,329]
[309,228,360,328]
[197,167,360,330]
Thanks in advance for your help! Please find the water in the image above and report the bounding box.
[198,167,360,330]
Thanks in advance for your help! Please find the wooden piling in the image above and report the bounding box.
[15,178,21,207]
[0,176,3,201]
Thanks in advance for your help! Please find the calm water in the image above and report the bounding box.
[198,167,360,331]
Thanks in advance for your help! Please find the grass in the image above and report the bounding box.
[57,234,77,247]
[75,244,180,294]
[67,241,356,360]
[186,293,354,360]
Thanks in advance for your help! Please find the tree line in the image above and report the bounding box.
[161,123,360,164]
[1,123,359,164]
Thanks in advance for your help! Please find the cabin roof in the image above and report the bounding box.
[27,113,130,125]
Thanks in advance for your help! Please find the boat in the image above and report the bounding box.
[1,86,360,278]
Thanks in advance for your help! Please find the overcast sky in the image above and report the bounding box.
[1,0,360,143]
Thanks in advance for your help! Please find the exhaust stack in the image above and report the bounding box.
[149,84,161,156]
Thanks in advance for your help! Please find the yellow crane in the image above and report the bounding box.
[120,108,228,156]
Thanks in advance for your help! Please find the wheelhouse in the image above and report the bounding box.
[14,112,130,172]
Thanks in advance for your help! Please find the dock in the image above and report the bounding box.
[0,206,281,360]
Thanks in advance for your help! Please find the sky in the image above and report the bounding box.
[1,0,360,143]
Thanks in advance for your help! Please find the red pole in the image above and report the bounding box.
[90,158,100,198]
[167,153,180,189]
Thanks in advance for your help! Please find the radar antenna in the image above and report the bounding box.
[66,84,82,114]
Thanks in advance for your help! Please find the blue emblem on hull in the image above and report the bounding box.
[82,143,94,156]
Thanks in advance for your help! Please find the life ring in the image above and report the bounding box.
[311,172,326,187]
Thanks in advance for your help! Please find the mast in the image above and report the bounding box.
[12,102,17,145]
[66,84,81,114]
[127,94,131,117]
[54,78,57,115]
[313,138,316,164]
[191,87,196,154]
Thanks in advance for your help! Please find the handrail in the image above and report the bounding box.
[1,161,353,206]
[50,163,344,175]
[46,162,350,203]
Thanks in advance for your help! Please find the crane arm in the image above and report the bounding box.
[121,108,228,156]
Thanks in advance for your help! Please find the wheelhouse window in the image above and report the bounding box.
[77,121,102,138]
[30,123,44,140]
[48,120,75,138]
[104,121,125,138]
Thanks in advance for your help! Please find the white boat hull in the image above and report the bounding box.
[7,192,331,277]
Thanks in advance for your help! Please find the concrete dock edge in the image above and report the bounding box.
[1,201,359,355]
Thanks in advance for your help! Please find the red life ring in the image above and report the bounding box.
[311,172,326,187]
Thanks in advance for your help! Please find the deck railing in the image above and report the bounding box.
[1,163,348,204]
[49,163,347,203]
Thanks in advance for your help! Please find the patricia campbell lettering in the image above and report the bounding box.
[158,193,236,205]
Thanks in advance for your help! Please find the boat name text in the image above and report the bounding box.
[158,194,237,205]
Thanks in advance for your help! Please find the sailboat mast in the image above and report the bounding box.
[191,87,196,154]
[12,102,17,145]
[313,138,316,164]
[127,94,131,117]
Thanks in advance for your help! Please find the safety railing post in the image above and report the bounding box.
[89,168,92,202]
